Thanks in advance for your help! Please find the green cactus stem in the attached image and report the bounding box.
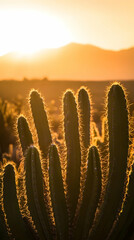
[0,207,9,240]
[63,90,81,222]
[78,87,91,148]
[109,163,134,240]
[17,116,33,156]
[74,146,101,240]
[24,146,52,240]
[90,83,129,240]
[3,163,32,240]
[30,90,52,159]
[49,144,68,240]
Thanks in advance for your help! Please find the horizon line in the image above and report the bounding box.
[0,41,134,58]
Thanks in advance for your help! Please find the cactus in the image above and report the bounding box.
[108,162,134,240]
[17,116,33,156]
[89,83,129,240]
[0,83,134,240]
[63,90,81,222]
[2,163,33,240]
[24,146,52,240]
[30,90,52,159]
[49,144,68,239]
[73,146,101,240]
[0,166,9,240]
[77,87,91,149]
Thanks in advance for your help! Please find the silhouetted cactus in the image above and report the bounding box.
[77,87,91,149]
[0,83,134,240]
[63,90,81,222]
[49,144,68,240]
[89,83,129,240]
[73,146,101,240]
[30,90,52,159]
[17,116,33,156]
[2,163,33,240]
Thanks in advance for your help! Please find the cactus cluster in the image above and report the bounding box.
[0,83,134,240]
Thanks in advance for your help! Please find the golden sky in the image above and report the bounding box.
[0,0,134,56]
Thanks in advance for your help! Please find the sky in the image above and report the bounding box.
[0,0,134,56]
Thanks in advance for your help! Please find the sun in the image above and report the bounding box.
[0,8,71,56]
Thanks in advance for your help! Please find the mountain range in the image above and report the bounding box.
[0,43,134,80]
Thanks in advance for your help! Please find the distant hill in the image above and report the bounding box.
[0,43,134,80]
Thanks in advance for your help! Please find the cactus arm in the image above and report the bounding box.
[63,90,81,222]
[25,146,52,240]
[74,146,101,240]
[109,163,134,240]
[77,87,91,148]
[90,83,129,239]
[3,164,33,240]
[17,116,33,156]
[49,144,68,240]
[30,90,52,159]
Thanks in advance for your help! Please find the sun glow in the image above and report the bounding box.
[0,8,71,56]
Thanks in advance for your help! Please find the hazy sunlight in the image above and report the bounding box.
[0,8,71,56]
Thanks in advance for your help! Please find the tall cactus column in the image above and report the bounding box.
[49,144,68,240]
[3,164,33,240]
[77,87,91,149]
[90,83,129,240]
[24,146,52,240]
[73,146,101,240]
[63,90,81,223]
[30,90,52,160]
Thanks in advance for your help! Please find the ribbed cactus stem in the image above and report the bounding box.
[63,90,81,222]
[109,163,134,240]
[78,87,91,148]
[17,116,33,156]
[90,83,129,239]
[0,207,9,240]
[30,90,52,159]
[49,144,68,240]
[3,164,32,240]
[74,146,101,240]
[24,146,51,240]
